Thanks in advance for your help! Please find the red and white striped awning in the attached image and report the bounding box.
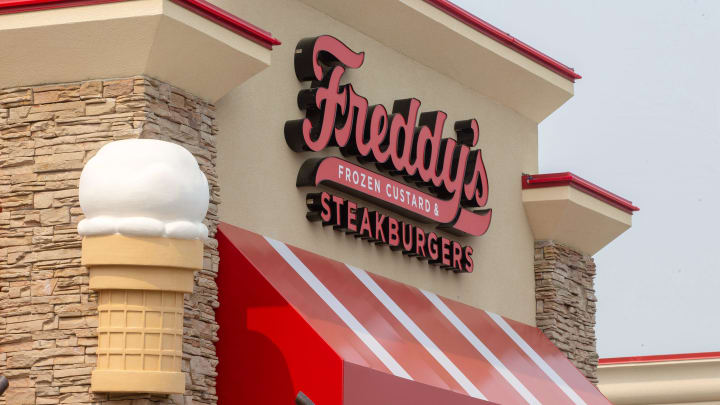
[215,223,611,405]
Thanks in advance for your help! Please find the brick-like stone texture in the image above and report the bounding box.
[535,240,599,383]
[0,77,220,404]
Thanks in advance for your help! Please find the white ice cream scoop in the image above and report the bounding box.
[78,139,210,240]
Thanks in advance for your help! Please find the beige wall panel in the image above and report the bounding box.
[296,0,574,122]
[145,1,271,102]
[523,186,633,255]
[213,0,539,323]
[598,359,720,405]
[659,402,720,405]
[0,0,271,102]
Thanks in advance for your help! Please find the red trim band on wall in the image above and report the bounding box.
[0,0,125,15]
[422,0,581,82]
[599,351,720,365]
[522,172,639,214]
[169,0,281,49]
[0,0,281,49]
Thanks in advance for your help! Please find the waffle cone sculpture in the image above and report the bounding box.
[78,139,209,394]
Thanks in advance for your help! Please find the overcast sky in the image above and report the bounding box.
[452,0,720,357]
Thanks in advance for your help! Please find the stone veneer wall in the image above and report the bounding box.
[535,240,599,383]
[0,77,220,405]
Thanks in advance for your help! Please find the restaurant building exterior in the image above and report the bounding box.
[0,0,639,404]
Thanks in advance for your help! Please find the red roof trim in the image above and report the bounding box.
[0,0,281,49]
[0,0,125,15]
[423,0,581,82]
[599,352,720,365]
[522,172,639,214]
[169,0,280,49]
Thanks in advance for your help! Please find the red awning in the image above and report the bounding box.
[215,223,611,405]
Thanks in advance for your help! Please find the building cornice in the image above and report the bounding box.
[423,0,581,82]
[521,172,637,255]
[598,355,720,404]
[0,0,281,49]
[0,0,273,101]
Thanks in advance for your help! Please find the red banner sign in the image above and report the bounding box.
[286,35,492,237]
[297,157,490,236]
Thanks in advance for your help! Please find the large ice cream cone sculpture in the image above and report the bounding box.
[78,139,209,394]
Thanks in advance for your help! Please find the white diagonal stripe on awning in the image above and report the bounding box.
[347,265,488,401]
[487,311,588,405]
[264,236,412,380]
[422,290,540,404]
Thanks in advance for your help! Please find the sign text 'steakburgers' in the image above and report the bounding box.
[285,35,492,272]
[307,191,474,272]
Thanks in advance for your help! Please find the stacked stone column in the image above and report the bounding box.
[534,240,599,383]
[0,77,220,405]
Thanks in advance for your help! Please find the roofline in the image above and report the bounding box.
[0,0,126,14]
[423,0,581,82]
[599,351,720,365]
[522,172,639,214]
[0,0,281,49]
[0,0,575,77]
[169,0,281,49]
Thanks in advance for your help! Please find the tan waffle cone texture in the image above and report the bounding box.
[83,235,203,394]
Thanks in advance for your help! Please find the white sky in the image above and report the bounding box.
[453,0,720,357]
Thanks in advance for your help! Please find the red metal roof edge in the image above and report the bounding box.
[2,0,572,72]
[423,0,581,82]
[169,0,280,49]
[0,0,281,49]
[522,172,639,214]
[0,0,125,14]
[599,351,720,365]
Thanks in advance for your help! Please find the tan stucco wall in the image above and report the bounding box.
[0,0,271,103]
[659,402,720,405]
[523,185,633,255]
[598,359,720,405]
[212,0,540,324]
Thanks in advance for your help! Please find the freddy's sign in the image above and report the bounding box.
[285,35,491,272]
